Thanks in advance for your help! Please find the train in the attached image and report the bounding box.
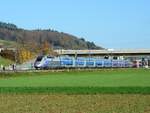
[34,55,133,69]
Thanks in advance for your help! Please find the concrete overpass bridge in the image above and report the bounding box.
[54,49,150,67]
[54,49,150,57]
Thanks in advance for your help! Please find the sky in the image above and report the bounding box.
[0,0,150,49]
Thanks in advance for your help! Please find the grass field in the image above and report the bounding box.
[1,69,150,113]
[0,69,150,94]
[0,56,14,66]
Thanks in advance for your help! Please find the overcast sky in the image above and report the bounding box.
[0,0,150,49]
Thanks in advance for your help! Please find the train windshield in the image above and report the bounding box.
[36,56,43,61]
[47,56,54,59]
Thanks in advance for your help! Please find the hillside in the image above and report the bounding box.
[0,56,14,66]
[0,22,103,50]
[0,39,16,48]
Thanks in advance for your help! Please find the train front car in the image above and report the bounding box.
[34,56,44,69]
[34,56,54,69]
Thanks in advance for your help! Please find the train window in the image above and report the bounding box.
[104,56,109,59]
[113,56,118,60]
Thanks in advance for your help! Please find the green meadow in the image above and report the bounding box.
[0,69,150,94]
[0,69,150,113]
[1,69,150,113]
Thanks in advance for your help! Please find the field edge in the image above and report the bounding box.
[1,87,150,94]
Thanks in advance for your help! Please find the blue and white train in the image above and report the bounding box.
[34,55,132,69]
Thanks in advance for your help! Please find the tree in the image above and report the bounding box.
[41,41,51,55]
[17,48,34,63]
